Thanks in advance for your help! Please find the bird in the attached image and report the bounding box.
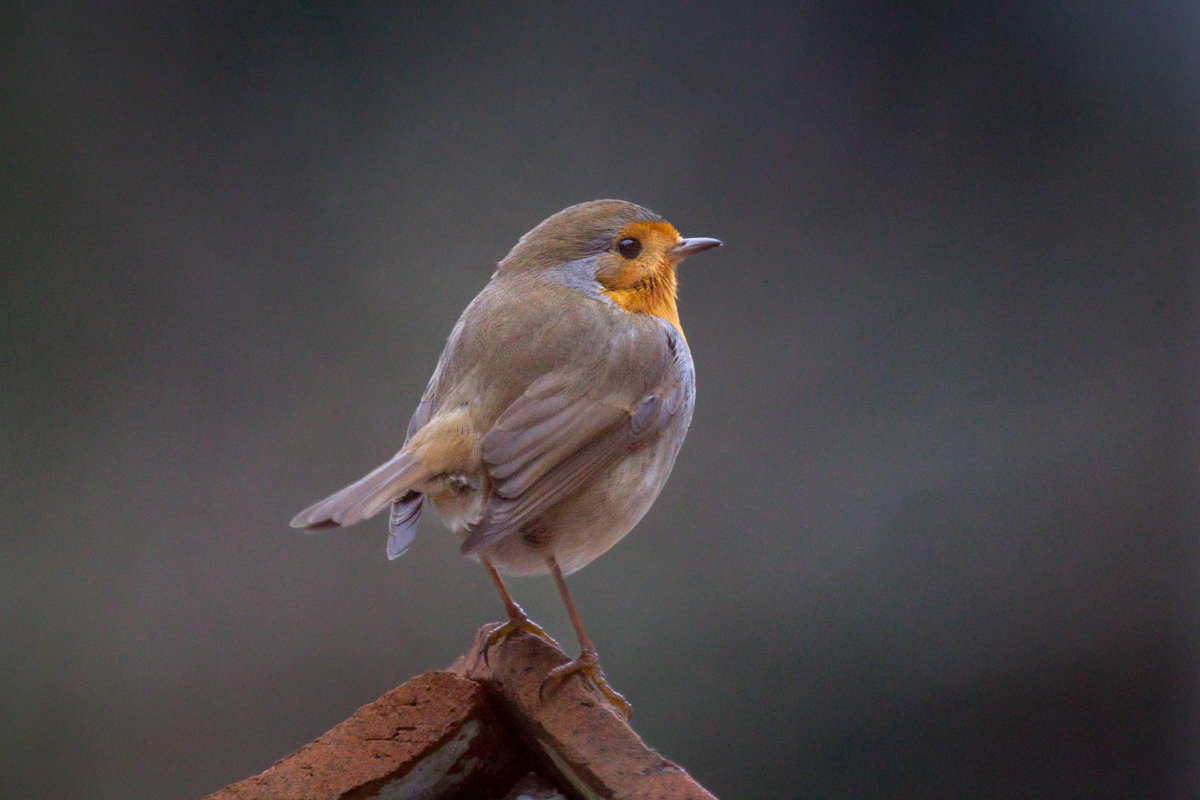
[290,200,720,717]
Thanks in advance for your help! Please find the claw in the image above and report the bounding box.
[471,615,559,675]
[540,646,632,720]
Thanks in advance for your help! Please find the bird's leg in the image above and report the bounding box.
[541,555,632,720]
[477,557,558,668]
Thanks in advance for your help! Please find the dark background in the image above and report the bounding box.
[2,2,1197,798]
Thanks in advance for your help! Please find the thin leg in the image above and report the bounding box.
[474,557,558,671]
[547,555,596,653]
[543,555,632,719]
[483,557,529,621]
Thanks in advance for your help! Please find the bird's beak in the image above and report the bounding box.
[669,237,722,261]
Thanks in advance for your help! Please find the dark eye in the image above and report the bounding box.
[617,237,642,259]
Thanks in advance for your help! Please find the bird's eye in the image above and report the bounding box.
[617,237,642,259]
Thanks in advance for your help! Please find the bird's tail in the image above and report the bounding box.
[290,450,423,530]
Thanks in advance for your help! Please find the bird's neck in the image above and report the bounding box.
[601,268,683,336]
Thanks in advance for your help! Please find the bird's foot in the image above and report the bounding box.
[541,646,632,720]
[473,613,560,673]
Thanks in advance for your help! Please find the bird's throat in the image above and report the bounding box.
[601,270,682,336]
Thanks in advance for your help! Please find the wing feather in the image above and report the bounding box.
[459,380,686,556]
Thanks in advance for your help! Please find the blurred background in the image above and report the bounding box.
[2,1,1197,798]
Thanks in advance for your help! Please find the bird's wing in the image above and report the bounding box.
[459,368,689,556]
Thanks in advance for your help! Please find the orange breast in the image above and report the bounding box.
[602,278,683,336]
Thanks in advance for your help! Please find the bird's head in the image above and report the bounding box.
[497,200,721,333]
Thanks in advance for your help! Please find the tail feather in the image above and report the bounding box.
[290,451,422,529]
[387,491,423,559]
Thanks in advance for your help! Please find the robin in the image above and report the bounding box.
[291,200,720,717]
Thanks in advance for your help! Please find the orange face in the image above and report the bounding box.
[594,220,685,334]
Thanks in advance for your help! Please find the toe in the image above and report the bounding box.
[541,650,632,719]
[473,615,560,674]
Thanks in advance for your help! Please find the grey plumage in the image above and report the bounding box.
[290,200,705,578]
